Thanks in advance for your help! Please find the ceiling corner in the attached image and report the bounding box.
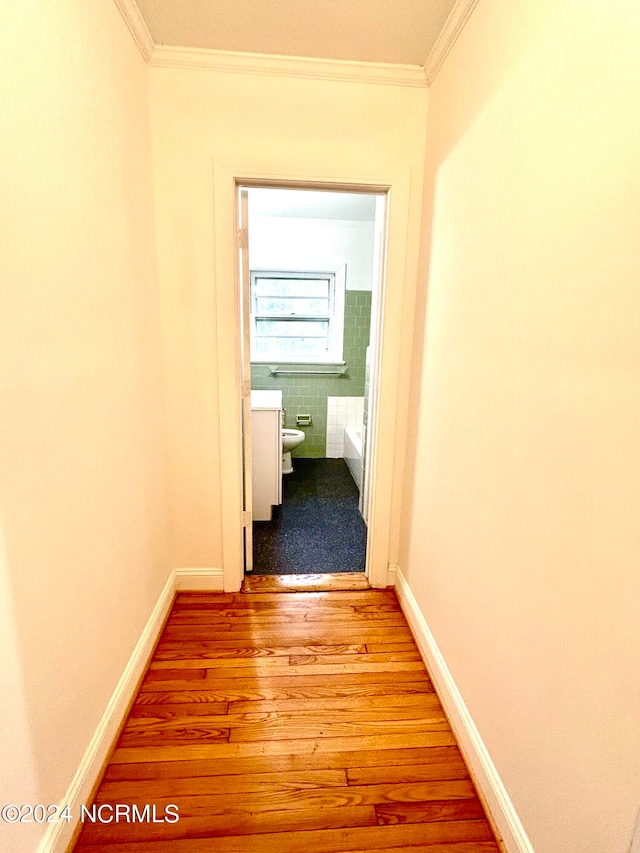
[424,0,481,86]
[112,0,155,63]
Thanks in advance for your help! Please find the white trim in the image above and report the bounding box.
[423,0,481,85]
[174,567,225,591]
[629,806,640,853]
[111,0,480,88]
[37,567,227,851]
[111,0,154,62]
[214,160,410,593]
[394,567,534,853]
[150,45,427,88]
[387,563,398,586]
[250,360,346,366]
[38,572,175,853]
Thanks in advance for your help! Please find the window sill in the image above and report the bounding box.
[251,359,346,366]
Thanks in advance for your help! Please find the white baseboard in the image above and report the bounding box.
[38,566,226,851]
[394,567,534,853]
[38,572,176,853]
[387,563,398,586]
[174,567,224,591]
[630,806,640,853]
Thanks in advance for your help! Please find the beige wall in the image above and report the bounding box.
[0,1,168,847]
[404,1,640,851]
[148,67,428,571]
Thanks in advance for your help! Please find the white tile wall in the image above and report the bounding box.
[326,397,364,458]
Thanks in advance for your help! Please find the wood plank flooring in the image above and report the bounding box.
[241,572,370,593]
[73,589,500,852]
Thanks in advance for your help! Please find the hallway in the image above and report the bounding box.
[8,3,640,849]
[73,589,499,851]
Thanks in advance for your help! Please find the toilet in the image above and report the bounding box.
[282,428,305,474]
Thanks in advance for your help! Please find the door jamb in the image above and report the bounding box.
[213,158,411,592]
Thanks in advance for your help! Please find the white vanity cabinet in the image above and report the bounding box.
[250,390,282,521]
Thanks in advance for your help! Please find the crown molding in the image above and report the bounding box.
[149,45,428,88]
[423,0,481,85]
[112,0,155,63]
[112,0,476,88]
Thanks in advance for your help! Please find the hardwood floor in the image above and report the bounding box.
[241,572,370,593]
[73,589,500,852]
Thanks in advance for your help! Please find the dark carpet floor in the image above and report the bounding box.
[252,458,367,574]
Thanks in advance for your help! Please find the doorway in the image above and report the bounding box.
[238,185,387,579]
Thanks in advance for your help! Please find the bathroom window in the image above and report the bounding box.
[250,269,345,363]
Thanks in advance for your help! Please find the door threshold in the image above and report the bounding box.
[241,572,370,594]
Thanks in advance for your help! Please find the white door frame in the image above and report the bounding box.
[238,189,253,572]
[213,157,412,592]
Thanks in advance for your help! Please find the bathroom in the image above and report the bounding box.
[245,187,383,575]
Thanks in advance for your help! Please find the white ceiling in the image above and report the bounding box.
[135,0,458,66]
[248,188,379,222]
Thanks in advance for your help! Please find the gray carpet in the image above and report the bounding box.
[252,458,367,574]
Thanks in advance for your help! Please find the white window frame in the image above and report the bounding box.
[249,267,346,364]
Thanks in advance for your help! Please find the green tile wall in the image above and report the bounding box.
[251,290,372,457]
